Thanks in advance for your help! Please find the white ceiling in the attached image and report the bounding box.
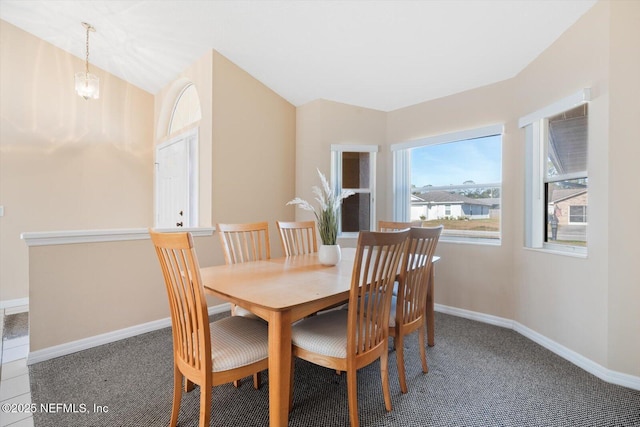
[0,0,597,111]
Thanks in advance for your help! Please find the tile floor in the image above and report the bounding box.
[0,305,33,427]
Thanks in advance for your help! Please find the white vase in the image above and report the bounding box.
[318,244,341,266]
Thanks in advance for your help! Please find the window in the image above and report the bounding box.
[331,145,378,235]
[168,83,202,136]
[520,89,589,254]
[391,124,503,244]
[569,205,587,224]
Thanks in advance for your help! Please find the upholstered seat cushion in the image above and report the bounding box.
[210,316,269,372]
[233,305,262,320]
[388,295,398,327]
[292,310,348,359]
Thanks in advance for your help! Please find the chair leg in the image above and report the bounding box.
[396,333,408,394]
[346,369,360,427]
[380,350,393,412]
[198,384,212,427]
[418,324,429,373]
[233,379,241,388]
[253,372,261,389]
[185,379,195,392]
[170,366,182,427]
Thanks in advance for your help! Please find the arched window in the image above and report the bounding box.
[168,83,202,136]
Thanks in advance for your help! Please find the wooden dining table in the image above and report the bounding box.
[200,248,439,427]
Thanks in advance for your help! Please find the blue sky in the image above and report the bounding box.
[411,135,502,188]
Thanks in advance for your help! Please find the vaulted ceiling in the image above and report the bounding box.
[0,0,597,111]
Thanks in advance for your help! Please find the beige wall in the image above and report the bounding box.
[510,0,610,368]
[295,99,388,247]
[0,21,154,303]
[607,0,640,375]
[210,50,296,254]
[28,235,216,351]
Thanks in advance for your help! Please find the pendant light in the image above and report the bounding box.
[74,22,99,100]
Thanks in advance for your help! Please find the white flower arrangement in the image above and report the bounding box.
[287,169,355,245]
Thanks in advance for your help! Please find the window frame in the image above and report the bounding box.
[391,124,504,245]
[519,88,590,256]
[331,144,378,237]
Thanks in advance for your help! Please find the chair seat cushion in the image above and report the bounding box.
[233,305,261,320]
[210,316,269,372]
[292,310,348,359]
[389,295,398,327]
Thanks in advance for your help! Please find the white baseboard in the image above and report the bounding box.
[0,298,29,310]
[27,303,231,365]
[435,303,640,391]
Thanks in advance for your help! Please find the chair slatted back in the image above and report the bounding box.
[150,231,212,379]
[348,230,409,356]
[378,220,413,232]
[397,226,442,326]
[276,220,318,256]
[217,222,271,265]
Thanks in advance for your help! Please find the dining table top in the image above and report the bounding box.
[200,249,357,319]
[200,250,441,316]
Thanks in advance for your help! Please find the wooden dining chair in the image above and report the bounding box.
[378,220,413,232]
[290,230,409,427]
[217,221,271,264]
[390,226,442,394]
[149,230,269,427]
[216,221,271,388]
[378,220,413,297]
[216,221,271,316]
[276,220,318,256]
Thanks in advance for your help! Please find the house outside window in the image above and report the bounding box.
[331,145,378,235]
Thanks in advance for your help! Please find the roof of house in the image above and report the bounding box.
[549,188,587,204]
[412,191,495,206]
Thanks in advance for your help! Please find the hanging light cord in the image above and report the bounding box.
[83,23,94,77]
[85,25,90,76]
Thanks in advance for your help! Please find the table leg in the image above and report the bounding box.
[426,267,435,347]
[268,310,292,427]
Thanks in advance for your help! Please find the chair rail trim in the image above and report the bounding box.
[21,227,215,247]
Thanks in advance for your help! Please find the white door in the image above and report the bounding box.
[155,130,198,228]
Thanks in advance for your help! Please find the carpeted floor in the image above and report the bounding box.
[29,312,640,427]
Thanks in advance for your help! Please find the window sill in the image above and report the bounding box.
[524,244,587,258]
[439,236,501,246]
